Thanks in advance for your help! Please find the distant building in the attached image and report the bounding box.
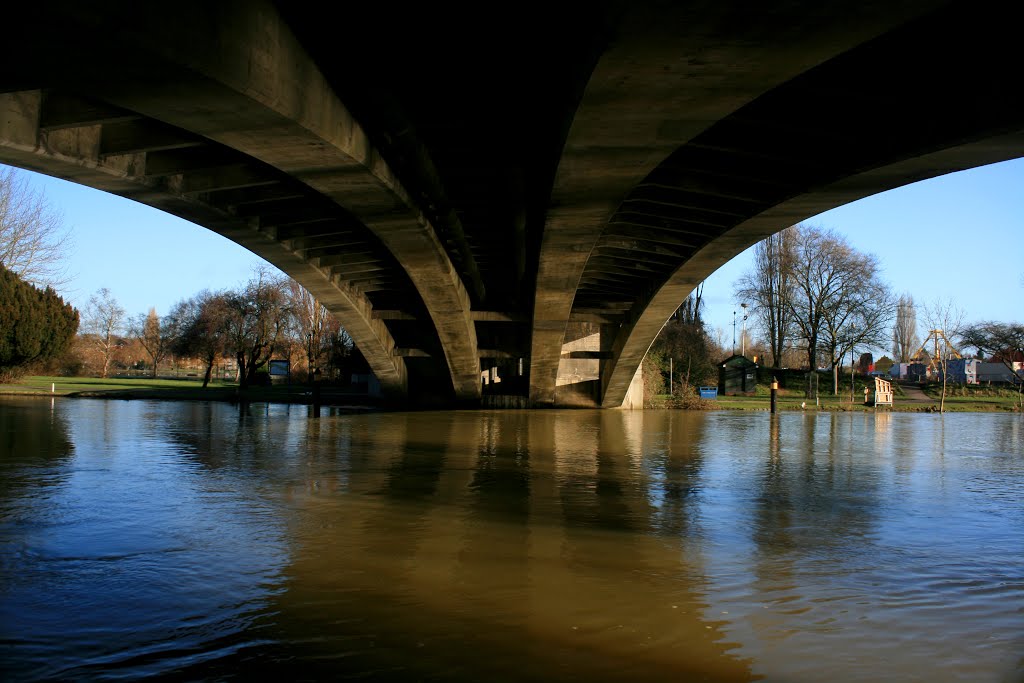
[889,363,910,380]
[858,352,873,374]
[940,358,978,384]
[907,363,930,382]
[976,362,1023,384]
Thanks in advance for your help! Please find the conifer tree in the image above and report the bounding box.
[0,263,78,379]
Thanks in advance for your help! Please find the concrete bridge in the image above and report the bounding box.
[2,1,1022,407]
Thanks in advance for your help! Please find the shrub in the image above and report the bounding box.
[0,264,78,378]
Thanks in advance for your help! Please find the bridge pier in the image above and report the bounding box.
[547,323,644,409]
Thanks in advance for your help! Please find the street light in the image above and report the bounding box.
[850,334,856,404]
[740,303,748,357]
[732,309,737,355]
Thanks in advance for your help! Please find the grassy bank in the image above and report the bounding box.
[4,376,1019,413]
[0,375,380,407]
[654,383,1023,412]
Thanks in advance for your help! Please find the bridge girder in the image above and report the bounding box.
[3,1,1024,407]
[0,89,411,396]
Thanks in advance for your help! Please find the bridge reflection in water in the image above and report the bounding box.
[0,399,1022,681]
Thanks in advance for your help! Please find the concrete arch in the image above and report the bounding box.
[6,1,1024,408]
[528,2,941,407]
[592,1,1024,406]
[11,0,481,401]
[600,135,1024,407]
[0,89,409,396]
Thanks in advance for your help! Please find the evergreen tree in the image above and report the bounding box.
[0,263,78,379]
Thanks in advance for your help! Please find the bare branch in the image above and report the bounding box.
[0,167,74,288]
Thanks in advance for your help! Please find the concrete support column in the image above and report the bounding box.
[618,363,645,410]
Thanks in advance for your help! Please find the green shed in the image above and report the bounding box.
[718,355,758,395]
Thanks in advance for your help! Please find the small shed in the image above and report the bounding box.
[718,355,758,395]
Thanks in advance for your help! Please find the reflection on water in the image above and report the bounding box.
[1,398,1022,682]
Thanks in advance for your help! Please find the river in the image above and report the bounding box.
[1,397,1022,681]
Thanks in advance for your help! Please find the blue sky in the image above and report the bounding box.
[9,157,1024,349]
[701,158,1024,349]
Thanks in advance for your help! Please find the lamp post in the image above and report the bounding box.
[850,338,856,404]
[740,303,748,357]
[732,309,737,355]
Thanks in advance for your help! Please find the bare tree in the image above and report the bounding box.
[223,268,291,390]
[783,225,894,398]
[818,259,896,395]
[962,321,1024,408]
[892,294,918,363]
[673,282,705,325]
[286,279,335,382]
[129,308,170,378]
[0,167,73,288]
[735,227,796,370]
[922,298,965,413]
[167,290,231,388]
[83,288,125,378]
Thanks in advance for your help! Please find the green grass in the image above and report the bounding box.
[0,375,378,406]
[652,391,867,411]
[655,385,1022,412]
[5,376,213,394]
[4,376,1019,412]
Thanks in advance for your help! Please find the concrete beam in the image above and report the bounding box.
[312,252,379,269]
[141,148,240,177]
[43,0,482,402]
[38,93,139,131]
[599,130,1024,407]
[0,89,410,398]
[477,349,525,359]
[394,348,431,358]
[372,310,419,321]
[167,165,280,195]
[569,312,622,324]
[530,2,941,407]
[470,311,527,322]
[99,120,203,157]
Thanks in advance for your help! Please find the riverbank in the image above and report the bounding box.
[654,382,1023,412]
[3,376,1020,412]
[0,375,382,410]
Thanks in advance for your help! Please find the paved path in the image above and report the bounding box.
[897,382,935,404]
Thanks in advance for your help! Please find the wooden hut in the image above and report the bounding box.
[718,355,758,395]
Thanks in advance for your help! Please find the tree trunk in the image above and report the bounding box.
[940,358,947,413]
[805,343,818,399]
[237,352,249,390]
[202,355,215,388]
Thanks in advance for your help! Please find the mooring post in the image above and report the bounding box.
[770,379,778,414]
[312,368,322,418]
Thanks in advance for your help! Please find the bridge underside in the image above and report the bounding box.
[2,1,1023,407]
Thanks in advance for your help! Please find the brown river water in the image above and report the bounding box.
[1,397,1022,681]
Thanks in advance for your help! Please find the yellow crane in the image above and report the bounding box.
[910,329,962,374]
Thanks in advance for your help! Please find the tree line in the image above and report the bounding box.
[731,222,1022,402]
[75,268,357,387]
[644,221,1023,406]
[734,223,896,397]
[2,165,1020,401]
